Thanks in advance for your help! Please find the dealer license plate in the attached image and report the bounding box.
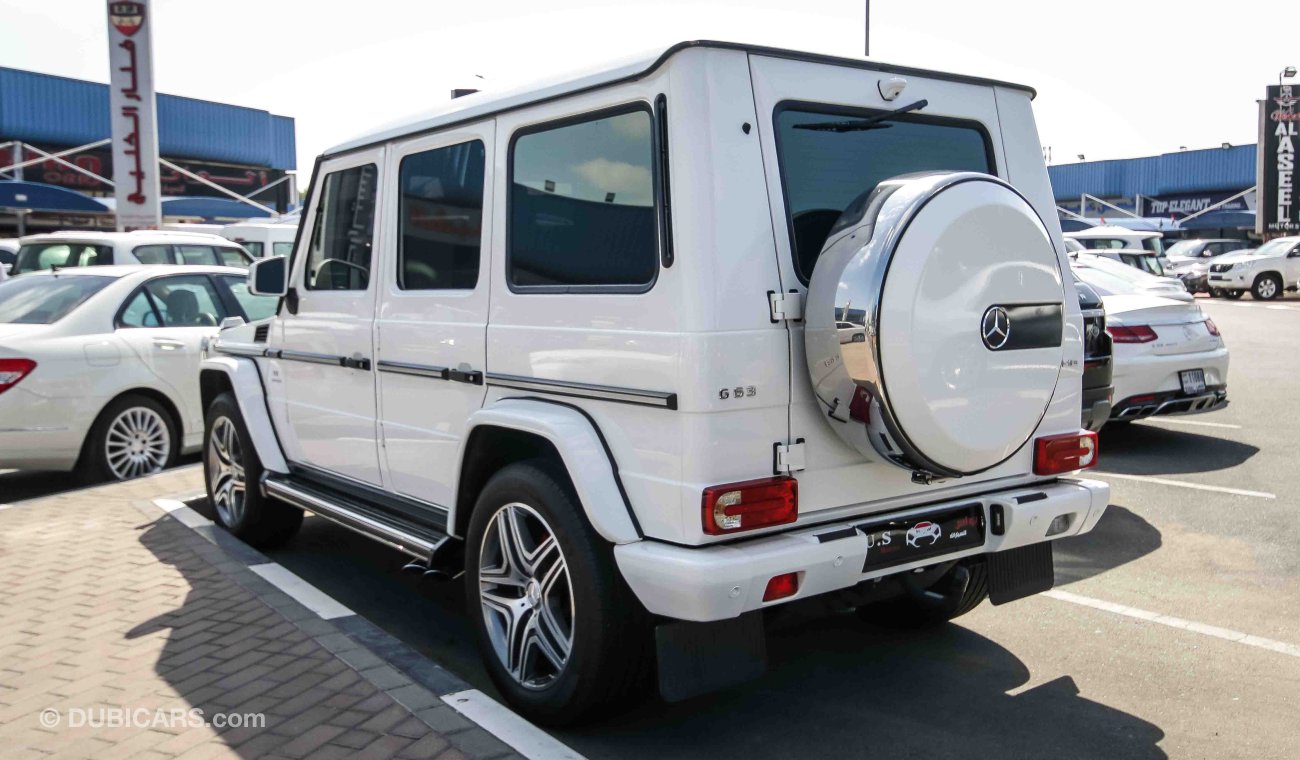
[1180,369,1206,395]
[859,503,985,572]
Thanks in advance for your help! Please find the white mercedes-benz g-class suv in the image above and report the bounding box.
[200,41,1107,725]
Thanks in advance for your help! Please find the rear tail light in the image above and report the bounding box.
[1204,318,1220,336]
[1107,325,1158,343]
[701,476,798,535]
[0,359,36,396]
[763,572,800,602]
[1034,431,1098,475]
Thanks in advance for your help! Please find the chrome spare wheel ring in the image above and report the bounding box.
[478,503,574,690]
[207,417,246,526]
[105,406,171,480]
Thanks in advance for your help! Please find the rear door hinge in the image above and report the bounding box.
[773,439,807,474]
[768,290,804,322]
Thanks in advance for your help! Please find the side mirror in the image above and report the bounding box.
[248,255,288,297]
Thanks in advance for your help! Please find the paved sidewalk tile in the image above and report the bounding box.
[0,468,517,759]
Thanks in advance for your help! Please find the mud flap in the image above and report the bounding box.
[987,542,1055,605]
[655,612,767,702]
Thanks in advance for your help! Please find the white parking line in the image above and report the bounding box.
[0,504,13,511]
[1265,305,1296,310]
[1045,589,1300,659]
[1094,471,1276,499]
[1142,417,1242,430]
[444,690,587,760]
[248,562,356,620]
[154,497,215,528]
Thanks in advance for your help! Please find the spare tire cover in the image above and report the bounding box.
[804,172,1065,478]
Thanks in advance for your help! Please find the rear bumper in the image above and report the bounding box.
[0,388,98,471]
[614,478,1109,622]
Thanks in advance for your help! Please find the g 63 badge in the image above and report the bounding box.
[718,386,757,400]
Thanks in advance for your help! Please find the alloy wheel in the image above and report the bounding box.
[478,502,574,690]
[104,406,171,480]
[207,416,246,526]
[1258,278,1278,299]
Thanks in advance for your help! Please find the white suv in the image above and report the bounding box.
[1206,236,1300,300]
[199,41,1108,724]
[10,231,252,274]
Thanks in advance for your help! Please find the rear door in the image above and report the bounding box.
[747,54,1015,517]
[375,122,493,506]
[269,148,385,485]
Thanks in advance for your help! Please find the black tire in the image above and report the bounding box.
[1252,273,1282,301]
[1222,290,1244,300]
[80,393,178,483]
[857,560,988,628]
[464,461,653,726]
[204,392,302,547]
[1208,288,1224,298]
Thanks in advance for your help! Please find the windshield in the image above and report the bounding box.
[1165,241,1202,258]
[13,242,112,274]
[1073,265,1170,296]
[774,105,993,282]
[0,275,114,323]
[1253,238,1298,257]
[1118,253,1166,277]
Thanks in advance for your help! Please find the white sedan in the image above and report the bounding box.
[0,265,276,481]
[1103,293,1229,422]
[1072,253,1193,302]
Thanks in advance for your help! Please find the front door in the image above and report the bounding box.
[376,122,494,505]
[271,148,384,485]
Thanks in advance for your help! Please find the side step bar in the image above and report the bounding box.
[262,476,447,560]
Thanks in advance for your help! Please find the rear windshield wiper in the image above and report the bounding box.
[793,99,929,132]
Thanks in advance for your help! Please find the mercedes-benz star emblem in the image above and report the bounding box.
[981,306,1011,350]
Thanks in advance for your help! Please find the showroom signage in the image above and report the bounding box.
[1144,191,1253,217]
[1259,84,1300,235]
[106,0,161,230]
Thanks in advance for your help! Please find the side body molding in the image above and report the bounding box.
[456,399,641,545]
[199,356,289,474]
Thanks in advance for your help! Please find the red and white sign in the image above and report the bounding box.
[106,0,160,230]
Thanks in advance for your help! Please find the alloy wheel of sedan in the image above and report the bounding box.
[104,406,171,480]
[206,416,247,527]
[478,502,575,690]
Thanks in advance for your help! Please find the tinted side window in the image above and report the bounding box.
[775,106,993,281]
[144,276,227,327]
[398,140,486,290]
[306,164,378,291]
[241,242,264,257]
[119,290,162,327]
[133,245,174,265]
[176,245,219,265]
[272,242,293,257]
[509,108,657,290]
[217,247,249,268]
[13,243,112,273]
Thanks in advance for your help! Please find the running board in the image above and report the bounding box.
[262,476,448,560]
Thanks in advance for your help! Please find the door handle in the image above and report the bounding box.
[152,338,185,350]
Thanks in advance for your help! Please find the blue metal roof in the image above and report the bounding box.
[0,180,110,213]
[0,67,295,170]
[1048,144,1255,201]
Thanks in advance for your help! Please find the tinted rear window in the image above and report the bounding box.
[775,105,993,282]
[0,275,114,323]
[13,243,112,273]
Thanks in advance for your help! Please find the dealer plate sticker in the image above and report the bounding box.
[858,503,985,572]
[1180,369,1206,395]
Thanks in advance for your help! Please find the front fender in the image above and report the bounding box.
[457,399,641,545]
[199,356,288,474]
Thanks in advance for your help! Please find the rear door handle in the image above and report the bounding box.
[152,338,186,350]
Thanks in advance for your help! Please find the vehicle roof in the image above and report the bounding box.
[9,264,247,280]
[326,40,1036,156]
[18,230,245,246]
[1064,225,1161,240]
[1077,248,1159,256]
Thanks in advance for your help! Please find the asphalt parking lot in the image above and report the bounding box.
[5,295,1299,759]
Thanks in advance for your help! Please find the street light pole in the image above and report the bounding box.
[864,0,870,57]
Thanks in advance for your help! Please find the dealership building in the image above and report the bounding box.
[1048,144,1258,237]
[0,66,296,235]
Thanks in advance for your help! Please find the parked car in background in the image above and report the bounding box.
[9,231,252,275]
[1206,236,1300,300]
[219,220,298,258]
[199,41,1107,724]
[1071,252,1191,301]
[1075,280,1113,431]
[1103,292,1228,422]
[836,320,866,343]
[1164,239,1251,293]
[1076,247,1171,278]
[0,238,17,277]
[0,266,276,481]
[1065,225,1167,255]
